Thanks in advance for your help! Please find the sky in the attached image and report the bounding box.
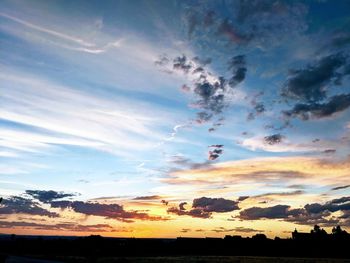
[0,0,350,238]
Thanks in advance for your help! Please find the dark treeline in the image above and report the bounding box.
[0,225,350,261]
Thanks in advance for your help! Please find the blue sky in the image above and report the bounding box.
[1,0,350,237]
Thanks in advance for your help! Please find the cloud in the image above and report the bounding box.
[238,196,250,202]
[239,205,291,220]
[0,72,172,158]
[323,149,336,154]
[156,53,246,126]
[232,227,264,233]
[217,19,249,44]
[282,53,348,103]
[25,190,76,203]
[208,145,224,161]
[0,221,131,233]
[239,196,350,227]
[331,185,350,191]
[253,190,305,199]
[0,196,58,218]
[211,226,264,233]
[167,206,211,219]
[0,12,123,54]
[179,202,187,211]
[133,195,162,200]
[192,197,239,213]
[182,0,307,49]
[50,200,165,222]
[264,134,284,145]
[228,55,247,87]
[283,93,350,120]
[167,197,239,219]
[164,156,350,190]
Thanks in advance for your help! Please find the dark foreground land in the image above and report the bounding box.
[1,229,350,263]
[2,255,350,263]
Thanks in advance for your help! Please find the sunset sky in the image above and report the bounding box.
[1,0,350,238]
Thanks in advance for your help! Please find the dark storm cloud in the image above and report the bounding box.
[239,205,290,220]
[239,196,350,227]
[167,197,239,219]
[25,190,76,203]
[0,221,128,232]
[228,55,247,88]
[50,200,165,222]
[282,54,347,102]
[331,185,350,191]
[0,196,58,218]
[283,93,350,120]
[193,197,239,213]
[264,134,284,145]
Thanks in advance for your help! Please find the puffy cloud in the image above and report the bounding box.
[283,93,350,120]
[264,134,284,145]
[239,196,350,227]
[25,190,76,203]
[282,53,347,103]
[156,53,246,126]
[167,197,239,219]
[179,202,187,211]
[238,196,250,202]
[0,196,58,218]
[167,206,211,219]
[208,144,224,161]
[192,197,239,213]
[239,205,291,220]
[228,55,247,87]
[173,55,193,74]
[50,200,166,222]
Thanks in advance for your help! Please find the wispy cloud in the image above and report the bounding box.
[0,71,175,158]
